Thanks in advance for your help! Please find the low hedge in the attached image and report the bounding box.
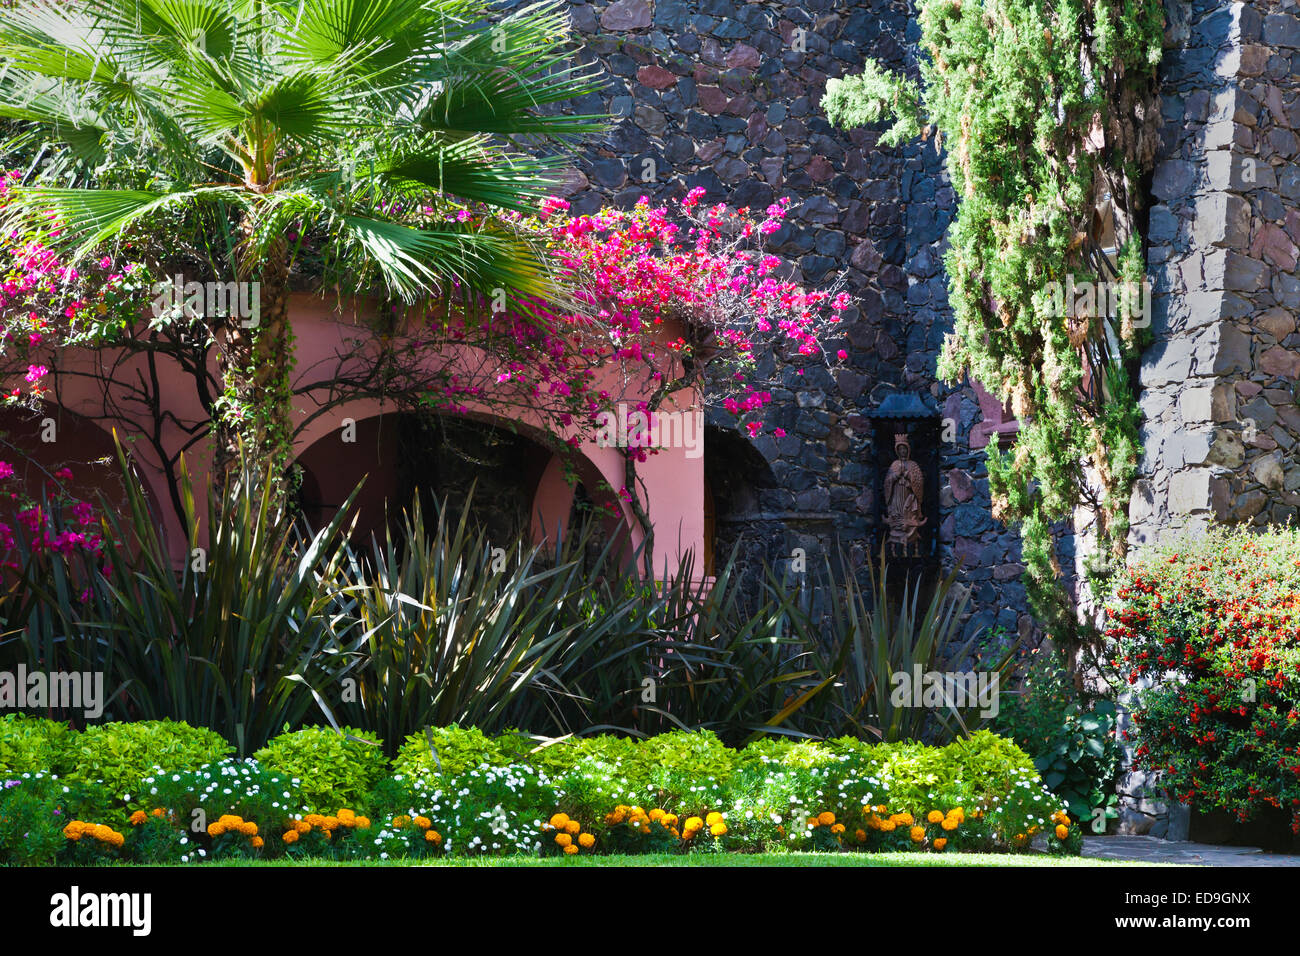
[0,719,1079,864]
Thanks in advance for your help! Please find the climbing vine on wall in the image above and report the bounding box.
[825,0,1165,650]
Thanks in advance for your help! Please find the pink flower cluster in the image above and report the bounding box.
[0,462,107,574]
[540,190,851,447]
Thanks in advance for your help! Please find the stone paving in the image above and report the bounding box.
[1084,835,1300,867]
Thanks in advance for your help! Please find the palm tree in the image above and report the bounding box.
[0,0,603,492]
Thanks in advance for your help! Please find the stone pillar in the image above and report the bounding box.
[1134,0,1300,547]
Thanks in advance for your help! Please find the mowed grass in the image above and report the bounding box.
[119,851,1165,868]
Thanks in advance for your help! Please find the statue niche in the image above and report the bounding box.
[883,432,927,557]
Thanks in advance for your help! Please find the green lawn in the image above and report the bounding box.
[121,851,1166,868]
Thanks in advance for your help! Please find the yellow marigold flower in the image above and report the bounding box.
[670,827,680,838]
[649,809,665,822]
[129,810,147,826]
[941,817,958,831]
[549,813,569,829]
[854,828,866,843]
[951,808,965,822]
[207,822,226,837]
[356,817,370,829]
[565,819,581,834]
[684,816,704,833]
[555,833,572,848]
[1055,824,1069,840]
[817,811,835,827]
[563,844,579,855]
[909,826,925,843]
[710,822,727,837]
[338,809,356,823]
[933,837,947,851]
[251,836,264,849]
[426,830,442,844]
[578,833,595,848]
[413,816,431,830]
[706,811,723,826]
[879,820,896,833]
[831,823,845,835]
[392,815,410,829]
[927,810,944,824]
[283,831,299,844]
[663,814,678,826]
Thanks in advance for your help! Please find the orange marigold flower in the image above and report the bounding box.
[934,838,947,851]
[909,826,925,843]
[251,836,264,849]
[426,830,442,844]
[817,811,835,827]
[563,844,579,855]
[283,831,299,844]
[578,833,595,848]
[1055,824,1069,840]
[555,833,572,847]
[129,810,147,826]
[927,810,944,824]
[413,816,431,830]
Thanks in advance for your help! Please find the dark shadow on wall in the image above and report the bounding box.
[295,412,554,549]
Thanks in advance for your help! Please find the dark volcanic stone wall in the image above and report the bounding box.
[502,0,1039,640]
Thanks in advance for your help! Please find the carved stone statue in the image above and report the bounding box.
[884,432,926,555]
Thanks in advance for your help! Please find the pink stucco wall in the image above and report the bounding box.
[37,293,704,575]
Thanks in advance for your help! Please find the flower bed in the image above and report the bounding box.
[0,719,1078,864]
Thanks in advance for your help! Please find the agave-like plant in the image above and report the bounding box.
[813,549,1021,744]
[0,0,604,484]
[86,439,366,755]
[319,497,658,753]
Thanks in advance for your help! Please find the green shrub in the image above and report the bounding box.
[996,648,1121,826]
[254,726,388,811]
[0,714,76,775]
[392,725,531,780]
[63,720,233,802]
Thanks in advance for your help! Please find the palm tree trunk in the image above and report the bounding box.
[216,227,294,499]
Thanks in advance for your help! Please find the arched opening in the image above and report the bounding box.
[702,424,783,591]
[0,404,155,538]
[294,410,623,555]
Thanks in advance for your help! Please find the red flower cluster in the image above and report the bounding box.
[1107,531,1300,829]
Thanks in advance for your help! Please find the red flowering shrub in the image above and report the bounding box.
[1106,529,1300,829]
